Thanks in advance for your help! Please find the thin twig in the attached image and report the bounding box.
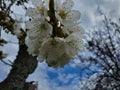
[0,59,12,66]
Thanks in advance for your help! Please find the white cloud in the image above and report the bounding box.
[74,0,120,28]
[26,62,81,90]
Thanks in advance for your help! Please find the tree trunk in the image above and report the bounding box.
[0,44,38,90]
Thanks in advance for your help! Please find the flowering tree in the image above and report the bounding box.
[79,17,120,90]
[0,0,84,90]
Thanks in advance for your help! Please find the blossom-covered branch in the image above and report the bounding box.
[25,0,84,68]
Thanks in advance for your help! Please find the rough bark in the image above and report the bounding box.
[0,44,38,90]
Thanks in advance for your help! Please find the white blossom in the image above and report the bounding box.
[38,37,73,68]
[25,0,53,56]
[31,0,43,8]
[55,0,80,25]
[25,19,53,55]
[26,8,40,18]
[25,0,84,68]
[55,0,74,12]
[25,37,40,56]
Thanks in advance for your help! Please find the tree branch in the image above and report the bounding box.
[0,44,38,90]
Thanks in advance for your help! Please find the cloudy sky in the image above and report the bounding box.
[0,0,120,90]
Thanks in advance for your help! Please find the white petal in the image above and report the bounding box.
[61,19,76,26]
[65,43,77,58]
[65,33,84,51]
[39,37,66,67]
[56,53,71,67]
[26,22,52,44]
[37,54,45,62]
[66,10,81,21]
[25,19,40,30]
[72,25,84,32]
[44,0,49,10]
[25,37,41,56]
[55,0,62,11]
[62,22,85,38]
[39,22,53,38]
[62,0,74,12]
[62,26,70,35]
[55,12,63,23]
[25,20,53,57]
[31,0,43,7]
[26,8,40,17]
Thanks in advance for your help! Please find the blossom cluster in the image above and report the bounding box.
[25,0,84,68]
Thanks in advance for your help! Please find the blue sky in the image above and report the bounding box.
[0,0,120,90]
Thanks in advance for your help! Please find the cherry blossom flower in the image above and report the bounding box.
[25,0,84,68]
[55,0,81,26]
[25,0,52,56]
